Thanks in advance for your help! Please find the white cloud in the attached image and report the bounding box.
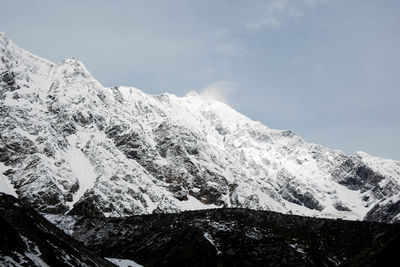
[199,81,238,104]
[246,0,324,30]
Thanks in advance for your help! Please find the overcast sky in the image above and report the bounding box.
[1,0,399,159]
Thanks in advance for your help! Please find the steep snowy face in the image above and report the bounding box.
[1,33,399,222]
[332,152,400,222]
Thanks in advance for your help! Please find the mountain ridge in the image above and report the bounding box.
[1,32,399,222]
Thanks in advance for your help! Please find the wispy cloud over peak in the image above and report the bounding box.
[198,80,238,104]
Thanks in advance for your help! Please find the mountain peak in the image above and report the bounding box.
[1,35,399,223]
[62,57,81,64]
[56,57,94,80]
[60,57,87,69]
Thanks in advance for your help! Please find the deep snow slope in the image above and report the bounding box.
[1,32,399,222]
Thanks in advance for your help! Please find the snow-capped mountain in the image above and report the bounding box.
[1,32,399,222]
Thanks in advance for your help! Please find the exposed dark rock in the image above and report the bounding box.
[333,202,351,211]
[332,158,384,192]
[0,70,20,92]
[0,134,37,165]
[197,184,224,205]
[69,194,106,217]
[111,86,124,103]
[281,183,324,211]
[168,183,188,201]
[364,200,400,223]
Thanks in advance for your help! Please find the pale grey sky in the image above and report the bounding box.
[1,0,399,159]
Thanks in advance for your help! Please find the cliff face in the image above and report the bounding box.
[1,32,400,222]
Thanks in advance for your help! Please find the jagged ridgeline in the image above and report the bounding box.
[1,32,400,222]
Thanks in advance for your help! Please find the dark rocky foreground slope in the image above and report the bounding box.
[2,192,399,266]
[49,207,400,267]
[0,193,114,266]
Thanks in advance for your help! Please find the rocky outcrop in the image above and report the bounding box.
[364,198,400,223]
[331,152,400,220]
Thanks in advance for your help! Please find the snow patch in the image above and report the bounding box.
[0,162,18,197]
[20,235,49,267]
[203,232,222,255]
[288,242,306,255]
[65,134,97,209]
[105,257,143,267]
[176,195,221,211]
